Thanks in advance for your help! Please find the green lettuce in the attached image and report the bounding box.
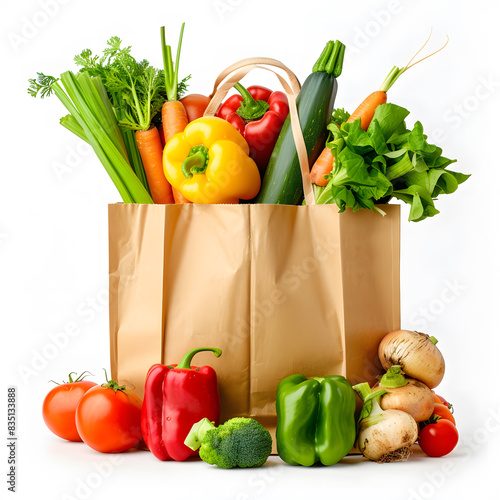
[315,104,470,222]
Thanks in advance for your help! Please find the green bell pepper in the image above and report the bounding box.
[276,374,357,466]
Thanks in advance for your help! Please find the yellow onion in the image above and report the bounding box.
[378,330,445,389]
[372,366,434,422]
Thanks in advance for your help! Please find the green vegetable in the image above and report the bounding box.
[314,103,470,221]
[28,35,190,201]
[29,70,153,203]
[75,37,164,192]
[161,24,189,101]
[255,40,345,205]
[275,374,356,466]
[184,417,272,469]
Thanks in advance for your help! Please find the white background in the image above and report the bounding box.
[1,0,499,498]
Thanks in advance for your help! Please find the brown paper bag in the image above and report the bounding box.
[108,58,400,443]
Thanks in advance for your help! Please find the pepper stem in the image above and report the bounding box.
[175,347,222,370]
[181,145,210,178]
[379,365,408,388]
[234,83,269,121]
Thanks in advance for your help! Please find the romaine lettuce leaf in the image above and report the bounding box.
[316,103,469,221]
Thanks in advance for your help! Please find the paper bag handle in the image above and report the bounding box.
[203,57,315,206]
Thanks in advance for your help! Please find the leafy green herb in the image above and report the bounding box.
[76,37,162,131]
[28,35,190,201]
[315,103,469,222]
[28,73,58,98]
[330,108,350,127]
[27,36,171,203]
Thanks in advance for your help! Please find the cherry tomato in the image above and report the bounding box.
[42,372,97,442]
[419,419,459,457]
[75,379,142,453]
[180,94,211,122]
[432,403,456,425]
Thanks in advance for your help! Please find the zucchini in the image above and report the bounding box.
[255,41,345,205]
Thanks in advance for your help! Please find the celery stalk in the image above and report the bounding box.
[88,75,129,160]
[60,115,88,143]
[55,71,153,204]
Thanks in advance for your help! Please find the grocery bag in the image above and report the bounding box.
[108,58,400,439]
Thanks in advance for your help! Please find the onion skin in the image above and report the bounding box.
[358,409,418,461]
[378,330,445,389]
[372,378,435,422]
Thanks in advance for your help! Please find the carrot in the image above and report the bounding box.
[160,24,192,204]
[346,91,387,130]
[135,127,174,204]
[160,24,189,146]
[311,91,386,185]
[311,32,449,186]
[162,100,188,144]
[172,187,192,204]
[310,147,335,187]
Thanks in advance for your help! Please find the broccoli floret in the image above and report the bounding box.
[184,417,272,469]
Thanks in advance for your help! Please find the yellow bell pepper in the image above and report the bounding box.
[163,117,261,204]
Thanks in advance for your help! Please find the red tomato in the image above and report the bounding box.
[433,403,456,425]
[75,382,142,453]
[42,373,97,442]
[419,419,459,457]
[180,94,211,122]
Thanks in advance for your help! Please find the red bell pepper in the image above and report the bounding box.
[217,84,289,174]
[141,347,221,461]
